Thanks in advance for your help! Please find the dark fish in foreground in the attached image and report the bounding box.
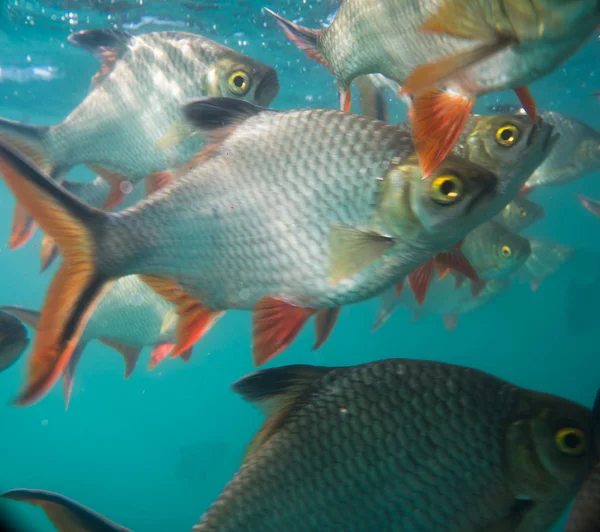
[6,359,599,531]
[566,390,600,532]
[0,310,29,372]
[1,489,131,531]
[0,29,279,249]
[0,98,555,406]
[266,0,598,177]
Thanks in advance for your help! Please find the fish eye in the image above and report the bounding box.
[501,245,512,257]
[495,124,520,147]
[554,427,586,456]
[228,71,251,95]
[430,174,464,205]
[519,208,527,217]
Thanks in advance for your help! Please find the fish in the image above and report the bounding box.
[39,177,146,272]
[495,197,545,234]
[0,310,29,372]
[0,97,555,406]
[5,359,599,531]
[0,274,183,408]
[0,29,280,249]
[566,389,600,532]
[1,489,131,532]
[516,237,574,292]
[578,195,600,218]
[375,219,530,330]
[266,0,598,177]
[488,106,600,192]
[354,75,391,121]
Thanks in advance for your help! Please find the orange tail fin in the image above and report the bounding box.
[0,141,113,406]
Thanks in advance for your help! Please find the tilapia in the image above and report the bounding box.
[266,0,598,177]
[0,274,184,408]
[496,197,545,233]
[0,311,29,373]
[0,29,279,248]
[0,98,555,405]
[375,219,530,329]
[5,359,599,531]
[516,238,575,292]
[489,106,600,192]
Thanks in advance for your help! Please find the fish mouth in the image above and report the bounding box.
[255,69,279,106]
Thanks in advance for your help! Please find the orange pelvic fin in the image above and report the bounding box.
[0,141,113,406]
[408,259,434,306]
[253,297,316,366]
[97,338,141,378]
[140,276,223,358]
[148,342,176,370]
[145,171,173,196]
[313,307,340,351]
[9,204,37,249]
[409,87,475,178]
[434,246,479,284]
[40,235,60,272]
[263,9,329,71]
[339,85,351,112]
[86,164,130,210]
[1,488,133,531]
[514,87,538,123]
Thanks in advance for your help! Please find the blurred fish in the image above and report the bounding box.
[1,489,131,532]
[495,197,545,233]
[578,195,600,218]
[566,391,600,532]
[0,98,555,406]
[39,177,145,272]
[0,29,279,249]
[0,274,182,408]
[266,0,598,177]
[516,238,574,292]
[0,310,29,372]
[488,106,600,192]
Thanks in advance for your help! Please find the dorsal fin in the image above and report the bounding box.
[67,30,132,55]
[182,97,270,131]
[233,365,333,462]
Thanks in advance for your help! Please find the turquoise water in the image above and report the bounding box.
[0,1,599,531]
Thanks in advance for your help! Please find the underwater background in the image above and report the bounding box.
[0,1,598,530]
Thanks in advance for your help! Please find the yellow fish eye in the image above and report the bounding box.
[431,174,464,205]
[495,124,520,147]
[519,208,527,217]
[228,71,251,95]
[555,428,586,456]
[501,245,512,257]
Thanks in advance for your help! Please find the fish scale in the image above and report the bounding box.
[195,360,521,531]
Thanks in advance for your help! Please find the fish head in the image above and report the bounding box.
[501,197,545,233]
[500,0,599,41]
[506,391,598,500]
[487,227,532,278]
[462,114,557,206]
[381,153,502,242]
[207,55,279,106]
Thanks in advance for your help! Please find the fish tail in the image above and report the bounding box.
[0,140,115,406]
[1,489,132,531]
[0,117,64,249]
[264,8,330,71]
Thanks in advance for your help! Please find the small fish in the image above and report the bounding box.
[516,237,574,292]
[0,274,184,408]
[0,29,279,249]
[566,390,600,532]
[1,489,131,531]
[5,360,599,531]
[0,310,29,372]
[578,195,600,218]
[266,0,598,177]
[0,98,556,406]
[495,197,545,234]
